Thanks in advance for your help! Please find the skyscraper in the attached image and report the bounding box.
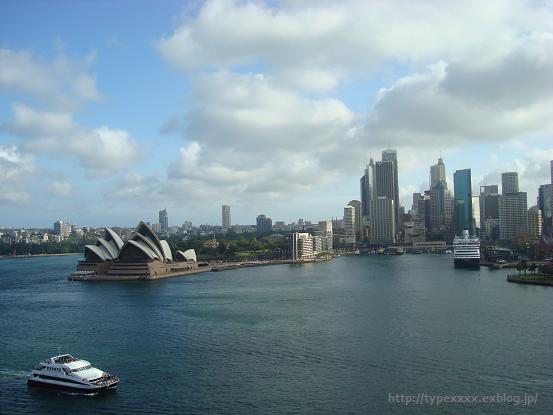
[430,157,446,188]
[53,220,72,238]
[348,200,362,238]
[479,185,500,240]
[381,149,400,224]
[370,197,395,244]
[550,160,553,184]
[256,215,272,233]
[499,192,528,242]
[537,184,552,237]
[360,158,374,223]
[528,206,542,240]
[453,169,473,236]
[159,209,168,230]
[343,205,356,245]
[502,172,519,194]
[427,158,453,240]
[222,205,231,229]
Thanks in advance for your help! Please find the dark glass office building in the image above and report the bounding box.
[453,169,473,236]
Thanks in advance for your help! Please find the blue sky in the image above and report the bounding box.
[1,0,552,228]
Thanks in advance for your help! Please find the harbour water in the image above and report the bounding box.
[1,254,552,414]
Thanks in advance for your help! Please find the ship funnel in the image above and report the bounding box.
[462,230,469,238]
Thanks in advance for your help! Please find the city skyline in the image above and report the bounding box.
[1,1,553,228]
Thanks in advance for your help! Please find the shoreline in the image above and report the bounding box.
[506,274,553,287]
[0,252,82,260]
[68,258,330,282]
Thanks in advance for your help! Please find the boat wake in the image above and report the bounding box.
[0,368,29,379]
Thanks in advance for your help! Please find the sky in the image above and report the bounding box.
[1,0,552,228]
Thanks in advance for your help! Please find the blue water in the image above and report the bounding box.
[0,254,552,414]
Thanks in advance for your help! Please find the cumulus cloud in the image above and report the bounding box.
[49,180,72,197]
[0,48,102,110]
[7,103,139,174]
[159,71,360,201]
[0,145,35,204]
[364,38,553,148]
[155,0,553,91]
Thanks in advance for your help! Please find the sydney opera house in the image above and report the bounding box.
[75,221,206,280]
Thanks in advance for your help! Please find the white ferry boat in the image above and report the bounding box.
[453,230,480,269]
[28,354,118,393]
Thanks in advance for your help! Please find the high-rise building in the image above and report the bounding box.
[288,233,314,260]
[53,220,72,238]
[502,172,519,194]
[381,149,400,224]
[499,192,528,242]
[453,169,473,236]
[256,215,273,233]
[159,209,168,230]
[360,159,375,223]
[412,193,422,214]
[343,206,356,245]
[479,185,500,240]
[537,184,553,237]
[528,206,542,240]
[317,220,333,252]
[430,157,446,188]
[348,200,362,238]
[222,205,231,229]
[370,197,395,244]
[550,160,553,184]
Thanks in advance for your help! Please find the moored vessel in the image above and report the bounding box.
[27,354,118,394]
[453,230,480,269]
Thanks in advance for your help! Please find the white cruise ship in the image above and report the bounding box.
[453,230,480,269]
[28,354,118,393]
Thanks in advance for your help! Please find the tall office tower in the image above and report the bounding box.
[479,185,500,240]
[374,159,396,222]
[412,193,422,214]
[370,197,395,244]
[348,200,362,238]
[453,169,473,236]
[222,205,231,229]
[499,192,528,242]
[159,209,168,230]
[343,206,356,245]
[550,160,553,184]
[256,214,273,233]
[528,206,542,240]
[360,159,375,223]
[429,185,453,239]
[502,172,519,194]
[537,184,553,237]
[430,157,446,188]
[381,150,400,223]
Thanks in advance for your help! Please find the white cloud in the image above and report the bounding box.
[161,71,358,202]
[0,48,102,110]
[155,0,553,91]
[0,145,35,204]
[50,180,72,197]
[7,103,139,174]
[364,42,553,148]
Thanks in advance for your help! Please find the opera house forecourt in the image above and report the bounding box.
[69,221,210,281]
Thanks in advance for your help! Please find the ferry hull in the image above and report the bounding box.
[454,258,480,269]
[27,378,118,394]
